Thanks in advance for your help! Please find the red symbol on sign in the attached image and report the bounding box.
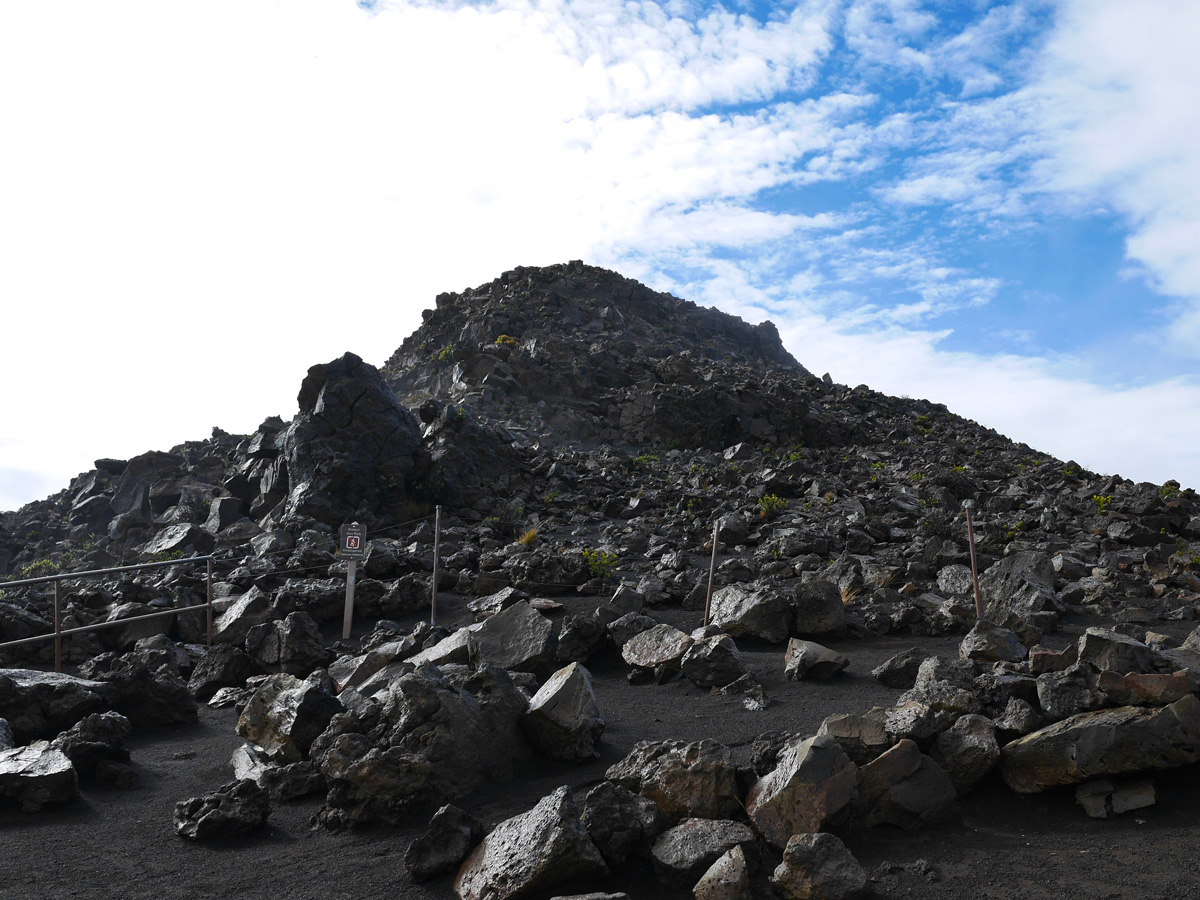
[346,537,360,550]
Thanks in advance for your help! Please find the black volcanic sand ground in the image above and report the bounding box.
[5,593,1200,900]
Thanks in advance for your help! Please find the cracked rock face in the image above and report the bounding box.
[0,741,78,812]
[454,786,607,900]
[279,352,422,529]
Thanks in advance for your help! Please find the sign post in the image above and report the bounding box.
[339,522,367,640]
[963,500,983,619]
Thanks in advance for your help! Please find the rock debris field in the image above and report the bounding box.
[3,262,1200,900]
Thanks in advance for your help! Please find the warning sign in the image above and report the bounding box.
[339,522,367,561]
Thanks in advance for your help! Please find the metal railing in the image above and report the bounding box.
[0,555,213,672]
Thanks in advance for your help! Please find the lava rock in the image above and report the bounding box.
[606,739,741,822]
[649,817,756,888]
[770,832,867,900]
[467,600,557,674]
[708,585,792,643]
[0,741,78,812]
[857,738,958,829]
[581,781,669,867]
[521,662,605,761]
[236,673,343,764]
[405,804,484,882]
[870,649,928,689]
[693,845,752,900]
[959,619,1027,664]
[188,644,257,701]
[745,733,858,848]
[244,611,333,677]
[1001,694,1200,793]
[929,714,1000,795]
[791,579,846,637]
[454,786,608,900]
[681,633,747,689]
[173,778,271,840]
[49,711,132,777]
[784,639,849,681]
[0,669,116,743]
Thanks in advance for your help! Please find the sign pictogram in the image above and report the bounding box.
[338,522,367,561]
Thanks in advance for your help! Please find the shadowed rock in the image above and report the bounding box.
[454,786,607,900]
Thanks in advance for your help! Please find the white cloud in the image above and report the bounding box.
[1026,0,1200,352]
[777,310,1200,490]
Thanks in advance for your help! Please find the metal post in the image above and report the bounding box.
[431,505,442,626]
[206,557,213,647]
[342,559,357,641]
[703,520,719,627]
[965,502,983,619]
[53,580,62,673]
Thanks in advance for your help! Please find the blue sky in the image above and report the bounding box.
[2,0,1199,512]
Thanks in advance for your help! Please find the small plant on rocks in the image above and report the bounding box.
[582,547,618,580]
[758,493,787,519]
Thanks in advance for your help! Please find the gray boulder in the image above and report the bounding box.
[581,781,668,867]
[817,710,890,766]
[770,832,867,900]
[930,714,1000,795]
[694,845,752,900]
[870,648,928,689]
[213,586,275,646]
[650,818,756,888]
[521,663,605,761]
[681,634,747,689]
[1036,663,1106,721]
[0,741,78,812]
[784,639,849,681]
[188,644,256,701]
[236,673,343,764]
[230,743,325,801]
[454,786,608,900]
[745,733,858,848]
[467,601,557,674]
[49,711,132,777]
[979,551,1062,634]
[278,352,422,528]
[709,585,791,643]
[1076,627,1162,675]
[606,739,741,822]
[791,580,846,636]
[857,739,958,829]
[245,611,333,677]
[959,620,1027,664]
[72,653,197,728]
[173,779,271,840]
[621,624,693,675]
[405,804,484,882]
[1001,694,1200,793]
[0,669,116,743]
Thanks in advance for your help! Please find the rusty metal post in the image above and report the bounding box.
[703,520,719,627]
[431,505,442,626]
[964,501,983,619]
[206,557,213,647]
[54,580,62,673]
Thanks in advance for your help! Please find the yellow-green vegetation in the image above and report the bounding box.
[435,344,453,362]
[634,453,659,465]
[758,493,787,519]
[582,547,618,579]
[17,558,59,579]
[147,548,186,564]
[517,528,539,547]
[910,472,925,481]
[1092,494,1113,514]
[494,334,519,348]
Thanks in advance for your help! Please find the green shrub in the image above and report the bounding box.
[758,494,787,519]
[582,547,618,579]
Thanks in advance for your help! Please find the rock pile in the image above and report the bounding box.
[0,262,1198,894]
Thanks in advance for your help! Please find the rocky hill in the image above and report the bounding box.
[3,262,1200,898]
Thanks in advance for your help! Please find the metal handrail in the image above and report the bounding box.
[0,555,214,672]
